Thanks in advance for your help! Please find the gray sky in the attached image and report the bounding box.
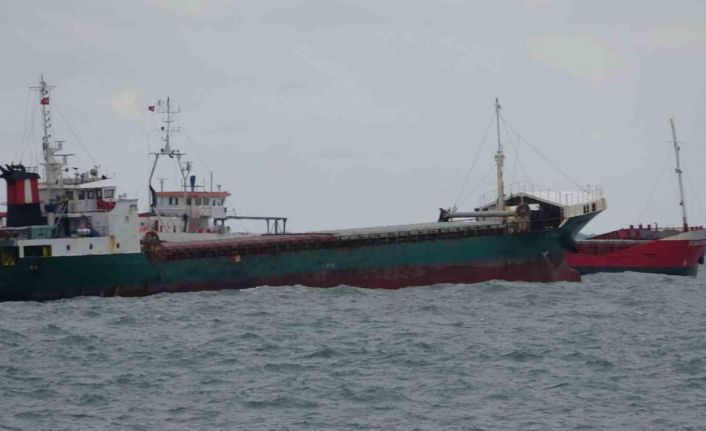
[2,0,706,233]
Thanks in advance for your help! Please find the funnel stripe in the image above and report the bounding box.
[24,180,32,204]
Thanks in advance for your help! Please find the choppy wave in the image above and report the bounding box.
[1,271,705,430]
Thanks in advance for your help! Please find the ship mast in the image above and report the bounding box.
[148,97,184,210]
[163,97,177,155]
[147,97,195,233]
[670,117,688,231]
[32,75,64,187]
[494,98,505,211]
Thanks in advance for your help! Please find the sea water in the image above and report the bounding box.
[1,272,705,430]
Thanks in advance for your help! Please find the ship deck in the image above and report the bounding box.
[150,220,514,262]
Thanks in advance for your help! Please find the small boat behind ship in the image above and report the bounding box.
[567,118,706,276]
[0,80,605,301]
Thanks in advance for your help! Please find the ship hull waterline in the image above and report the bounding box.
[573,265,698,276]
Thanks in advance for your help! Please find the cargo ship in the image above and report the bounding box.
[0,78,605,301]
[567,118,706,276]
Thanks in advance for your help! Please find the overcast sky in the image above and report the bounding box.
[2,0,706,233]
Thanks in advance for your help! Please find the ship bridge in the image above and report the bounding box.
[153,191,231,219]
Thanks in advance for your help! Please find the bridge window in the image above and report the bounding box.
[96,189,102,199]
[65,191,74,200]
[78,191,86,200]
[87,190,95,199]
[104,189,114,199]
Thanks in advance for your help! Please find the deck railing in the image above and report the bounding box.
[478,181,606,209]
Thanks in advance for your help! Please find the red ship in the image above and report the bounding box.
[568,118,706,276]
[568,225,706,276]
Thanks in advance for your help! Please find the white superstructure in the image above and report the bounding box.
[0,76,140,262]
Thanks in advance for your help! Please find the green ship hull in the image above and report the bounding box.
[0,213,595,301]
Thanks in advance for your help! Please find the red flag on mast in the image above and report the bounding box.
[40,97,50,105]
